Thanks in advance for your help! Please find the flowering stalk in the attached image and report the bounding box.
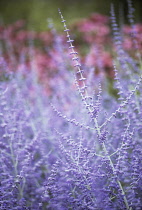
[58,8,132,210]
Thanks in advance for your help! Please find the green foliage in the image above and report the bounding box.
[0,0,141,31]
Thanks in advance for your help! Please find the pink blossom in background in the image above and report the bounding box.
[76,19,98,32]
[38,31,53,45]
[123,24,142,52]
[71,13,110,45]
[123,38,133,50]
[84,45,113,77]
[83,25,110,44]
[0,15,142,94]
[89,13,109,24]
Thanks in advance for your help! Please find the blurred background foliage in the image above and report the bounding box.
[0,0,142,31]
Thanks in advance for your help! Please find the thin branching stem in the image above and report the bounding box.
[58,8,132,210]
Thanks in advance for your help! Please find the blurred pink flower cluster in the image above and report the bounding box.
[85,45,113,77]
[123,24,142,55]
[71,13,113,77]
[72,13,110,44]
[0,14,142,93]
[0,20,59,88]
[71,13,142,78]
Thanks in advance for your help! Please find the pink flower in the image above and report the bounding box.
[15,30,28,41]
[123,38,133,50]
[38,32,53,44]
[90,13,109,24]
[84,45,113,77]
[78,20,97,32]
[71,13,110,46]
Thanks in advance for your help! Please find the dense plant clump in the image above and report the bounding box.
[0,1,142,209]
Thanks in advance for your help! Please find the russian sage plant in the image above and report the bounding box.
[0,1,142,210]
[44,6,142,210]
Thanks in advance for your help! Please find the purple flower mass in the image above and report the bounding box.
[0,0,142,209]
